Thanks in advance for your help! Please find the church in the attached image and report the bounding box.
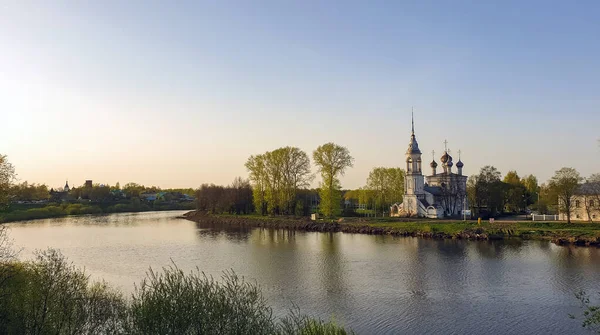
[391,117,468,218]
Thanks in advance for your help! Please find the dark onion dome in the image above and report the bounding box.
[446,160,454,168]
[441,151,450,163]
[430,160,438,168]
[456,160,464,168]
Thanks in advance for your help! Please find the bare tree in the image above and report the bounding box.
[0,154,16,210]
[548,167,583,224]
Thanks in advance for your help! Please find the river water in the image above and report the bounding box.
[6,211,600,334]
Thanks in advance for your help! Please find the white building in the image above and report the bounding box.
[558,182,600,222]
[391,117,468,218]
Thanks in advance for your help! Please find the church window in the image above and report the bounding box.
[591,200,595,208]
[575,200,580,208]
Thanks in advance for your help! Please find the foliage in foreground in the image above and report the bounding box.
[0,248,351,335]
[571,290,600,333]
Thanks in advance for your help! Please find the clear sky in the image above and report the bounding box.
[1,1,599,190]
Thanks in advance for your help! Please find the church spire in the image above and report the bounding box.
[411,107,414,135]
[406,109,421,155]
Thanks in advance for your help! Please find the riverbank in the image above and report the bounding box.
[0,202,195,223]
[181,211,600,247]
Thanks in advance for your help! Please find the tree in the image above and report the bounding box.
[312,143,354,218]
[521,174,540,208]
[503,171,526,213]
[548,167,582,224]
[366,167,405,214]
[0,155,16,209]
[245,147,312,215]
[10,182,50,202]
[358,187,375,210]
[123,183,144,199]
[468,166,504,217]
[245,155,268,215]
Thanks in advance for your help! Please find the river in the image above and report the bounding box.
[6,210,600,334]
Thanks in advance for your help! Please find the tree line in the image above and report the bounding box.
[245,143,354,218]
[467,165,600,223]
[194,177,254,215]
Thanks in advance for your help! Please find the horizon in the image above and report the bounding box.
[2,2,599,189]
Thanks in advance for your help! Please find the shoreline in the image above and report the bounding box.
[0,206,192,224]
[181,211,600,247]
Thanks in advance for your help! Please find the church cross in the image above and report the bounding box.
[443,140,448,152]
[458,150,462,160]
[431,150,435,160]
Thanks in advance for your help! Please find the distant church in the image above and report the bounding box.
[391,116,468,218]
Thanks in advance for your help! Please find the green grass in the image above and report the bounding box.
[355,219,600,240]
[0,201,195,223]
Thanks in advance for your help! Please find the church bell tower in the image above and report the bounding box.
[405,112,425,196]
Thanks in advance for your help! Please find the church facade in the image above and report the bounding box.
[391,118,468,218]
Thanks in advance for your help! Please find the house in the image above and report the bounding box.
[558,182,600,222]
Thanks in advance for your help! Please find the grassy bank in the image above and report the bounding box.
[0,201,195,223]
[182,211,600,247]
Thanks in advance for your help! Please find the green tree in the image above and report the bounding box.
[10,181,50,202]
[358,187,375,209]
[0,154,16,209]
[366,167,405,214]
[503,171,526,213]
[246,147,312,215]
[313,143,354,218]
[548,167,582,224]
[246,154,268,215]
[123,183,144,199]
[468,166,504,217]
[521,174,540,208]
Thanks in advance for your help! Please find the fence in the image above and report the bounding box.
[531,214,559,221]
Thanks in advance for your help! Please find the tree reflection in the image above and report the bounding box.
[194,222,252,242]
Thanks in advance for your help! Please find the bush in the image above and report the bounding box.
[127,267,277,334]
[571,290,600,333]
[1,206,66,222]
[279,309,354,335]
[0,249,126,334]
[65,204,103,215]
[0,247,353,334]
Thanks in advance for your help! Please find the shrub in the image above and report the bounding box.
[571,290,600,333]
[0,249,127,334]
[127,267,277,334]
[0,244,354,334]
[278,309,354,335]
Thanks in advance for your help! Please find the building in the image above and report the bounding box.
[391,116,468,218]
[558,182,600,222]
[49,180,71,201]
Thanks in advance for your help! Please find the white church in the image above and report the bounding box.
[391,117,468,218]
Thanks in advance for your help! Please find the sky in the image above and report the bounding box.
[1,1,599,190]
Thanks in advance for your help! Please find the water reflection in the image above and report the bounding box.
[194,221,252,241]
[6,212,600,334]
